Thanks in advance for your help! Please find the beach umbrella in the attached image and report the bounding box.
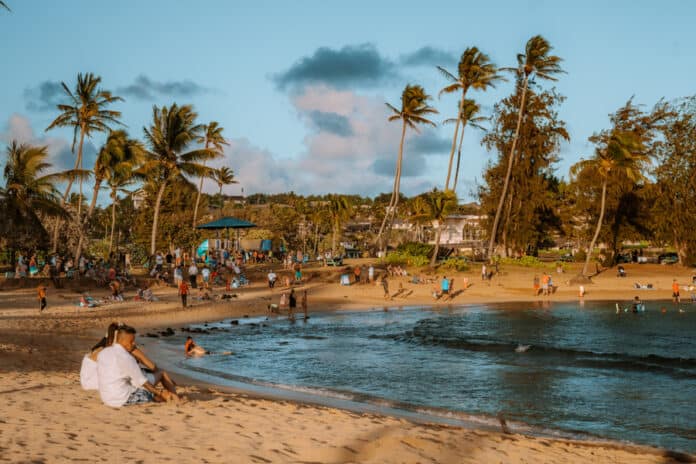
[196,217,256,250]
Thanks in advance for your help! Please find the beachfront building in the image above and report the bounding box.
[429,214,486,253]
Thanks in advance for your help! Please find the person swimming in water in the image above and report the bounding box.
[631,296,643,313]
[184,336,208,357]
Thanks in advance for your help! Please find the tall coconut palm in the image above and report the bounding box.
[106,157,143,257]
[375,84,438,252]
[423,189,458,266]
[192,122,228,227]
[46,72,123,253]
[0,2,10,11]
[210,166,237,216]
[327,195,352,255]
[570,131,647,277]
[443,99,488,192]
[141,103,216,255]
[438,47,501,191]
[1,141,68,248]
[487,35,564,259]
[77,130,144,259]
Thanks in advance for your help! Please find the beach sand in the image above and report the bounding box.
[1,261,694,463]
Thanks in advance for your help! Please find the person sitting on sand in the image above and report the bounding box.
[96,325,178,407]
[82,323,177,397]
[184,336,208,357]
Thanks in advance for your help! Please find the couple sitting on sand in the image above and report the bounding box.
[80,322,180,407]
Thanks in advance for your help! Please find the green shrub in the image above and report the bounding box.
[396,242,434,257]
[440,256,470,272]
[385,251,430,267]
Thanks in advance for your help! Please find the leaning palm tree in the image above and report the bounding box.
[570,131,647,277]
[76,130,144,260]
[327,194,352,255]
[423,189,458,266]
[106,157,143,257]
[192,122,228,227]
[375,84,438,252]
[141,103,217,255]
[438,47,501,191]
[443,99,488,192]
[0,1,10,11]
[46,72,123,252]
[1,141,68,248]
[210,166,237,216]
[487,35,564,259]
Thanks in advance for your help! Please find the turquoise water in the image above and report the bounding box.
[156,301,696,452]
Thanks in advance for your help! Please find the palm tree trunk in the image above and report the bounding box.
[487,77,528,259]
[75,128,86,219]
[51,134,85,253]
[452,124,466,192]
[376,119,407,252]
[332,219,338,255]
[74,177,103,264]
[218,184,223,217]
[582,179,607,277]
[430,223,442,267]
[108,192,117,257]
[150,181,168,255]
[192,142,209,228]
[445,95,466,190]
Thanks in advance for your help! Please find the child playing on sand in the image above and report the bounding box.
[37,283,47,312]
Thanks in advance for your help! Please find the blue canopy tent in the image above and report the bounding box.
[196,217,256,251]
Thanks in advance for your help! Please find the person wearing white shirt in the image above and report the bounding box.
[188,263,198,288]
[96,325,175,407]
[267,270,277,289]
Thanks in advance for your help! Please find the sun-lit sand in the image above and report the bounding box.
[1,261,694,463]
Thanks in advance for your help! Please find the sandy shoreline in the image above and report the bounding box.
[2,261,695,463]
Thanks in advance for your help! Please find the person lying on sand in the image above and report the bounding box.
[185,336,208,357]
[81,323,178,399]
[96,325,178,407]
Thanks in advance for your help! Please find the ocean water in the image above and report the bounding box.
[155,301,696,452]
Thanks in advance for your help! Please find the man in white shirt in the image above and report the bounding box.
[267,270,277,289]
[96,325,175,407]
[188,263,198,288]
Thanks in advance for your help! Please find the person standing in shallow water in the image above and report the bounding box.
[301,289,308,320]
[288,289,297,321]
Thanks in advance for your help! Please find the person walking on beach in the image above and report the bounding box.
[178,280,189,308]
[188,262,198,289]
[368,264,374,283]
[441,276,450,297]
[268,270,277,289]
[37,283,47,312]
[672,279,681,303]
[481,264,487,281]
[301,289,308,320]
[382,275,390,299]
[533,275,540,296]
[354,265,361,284]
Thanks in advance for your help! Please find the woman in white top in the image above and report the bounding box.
[80,322,178,397]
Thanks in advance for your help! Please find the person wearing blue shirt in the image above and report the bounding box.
[441,276,450,295]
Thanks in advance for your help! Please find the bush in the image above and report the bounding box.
[396,242,434,257]
[385,251,430,267]
[499,256,568,270]
[439,256,470,272]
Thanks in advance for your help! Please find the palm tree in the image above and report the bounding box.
[327,195,352,255]
[192,122,228,227]
[487,35,564,259]
[438,47,501,191]
[46,72,123,253]
[106,157,143,257]
[76,130,144,259]
[375,84,438,252]
[570,131,647,277]
[443,99,488,192]
[210,166,237,216]
[0,142,68,248]
[423,189,458,266]
[0,2,10,11]
[141,103,217,255]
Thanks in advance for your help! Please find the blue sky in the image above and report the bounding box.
[1,0,694,201]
